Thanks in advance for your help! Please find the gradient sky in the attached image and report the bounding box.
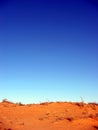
[0,0,98,103]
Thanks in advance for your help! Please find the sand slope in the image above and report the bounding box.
[0,100,98,130]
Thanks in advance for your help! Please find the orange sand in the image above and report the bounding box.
[0,100,98,130]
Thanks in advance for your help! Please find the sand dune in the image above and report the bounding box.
[0,100,98,130]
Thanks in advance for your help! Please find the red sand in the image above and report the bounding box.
[0,100,98,130]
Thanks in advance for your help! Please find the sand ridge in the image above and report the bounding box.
[0,100,98,130]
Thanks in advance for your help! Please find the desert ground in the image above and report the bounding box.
[0,100,98,130]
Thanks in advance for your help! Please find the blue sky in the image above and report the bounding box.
[0,0,98,103]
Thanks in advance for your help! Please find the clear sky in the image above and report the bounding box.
[0,0,98,103]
